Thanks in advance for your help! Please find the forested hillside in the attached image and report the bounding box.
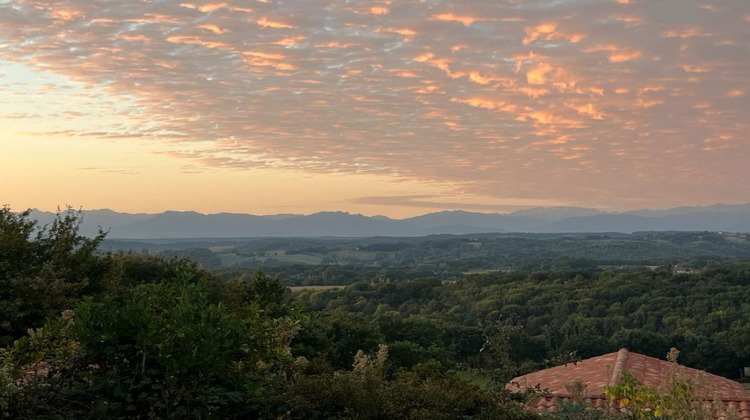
[104,230,750,285]
[2,207,748,419]
[293,265,750,379]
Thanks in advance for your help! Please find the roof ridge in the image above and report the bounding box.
[609,348,628,386]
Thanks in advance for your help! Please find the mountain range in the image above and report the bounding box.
[27,203,750,239]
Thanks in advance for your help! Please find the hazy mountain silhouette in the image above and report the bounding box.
[29,208,152,237]
[628,203,750,217]
[508,206,606,221]
[24,204,750,238]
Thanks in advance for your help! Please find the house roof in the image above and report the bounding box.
[507,348,750,418]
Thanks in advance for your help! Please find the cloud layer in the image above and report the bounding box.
[1,0,749,209]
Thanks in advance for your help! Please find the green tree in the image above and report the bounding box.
[0,207,106,345]
[264,346,539,420]
[2,271,301,418]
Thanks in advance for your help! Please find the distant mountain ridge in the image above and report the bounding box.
[26,203,750,238]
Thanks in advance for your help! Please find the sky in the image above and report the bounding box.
[1,0,749,218]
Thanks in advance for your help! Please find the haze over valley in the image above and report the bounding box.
[28,203,750,238]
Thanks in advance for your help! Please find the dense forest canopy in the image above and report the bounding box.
[1,207,748,419]
[292,265,750,378]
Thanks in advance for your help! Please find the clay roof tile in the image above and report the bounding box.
[507,348,750,420]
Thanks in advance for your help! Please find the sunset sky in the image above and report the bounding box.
[1,0,749,218]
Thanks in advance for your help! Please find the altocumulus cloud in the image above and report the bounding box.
[0,0,749,209]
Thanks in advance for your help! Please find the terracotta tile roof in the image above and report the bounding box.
[507,348,750,419]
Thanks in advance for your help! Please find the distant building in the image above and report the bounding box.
[507,348,750,419]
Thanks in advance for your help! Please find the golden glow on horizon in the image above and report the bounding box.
[2,134,564,218]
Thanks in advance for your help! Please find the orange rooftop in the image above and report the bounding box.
[508,348,750,419]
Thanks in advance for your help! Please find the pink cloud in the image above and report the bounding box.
[0,0,748,210]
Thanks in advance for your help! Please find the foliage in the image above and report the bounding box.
[2,270,301,418]
[0,349,19,418]
[605,372,663,419]
[220,271,294,318]
[184,231,750,284]
[259,346,539,420]
[603,349,738,420]
[291,312,385,370]
[0,207,107,345]
[0,208,305,418]
[293,265,750,377]
[480,321,552,385]
[541,402,628,420]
